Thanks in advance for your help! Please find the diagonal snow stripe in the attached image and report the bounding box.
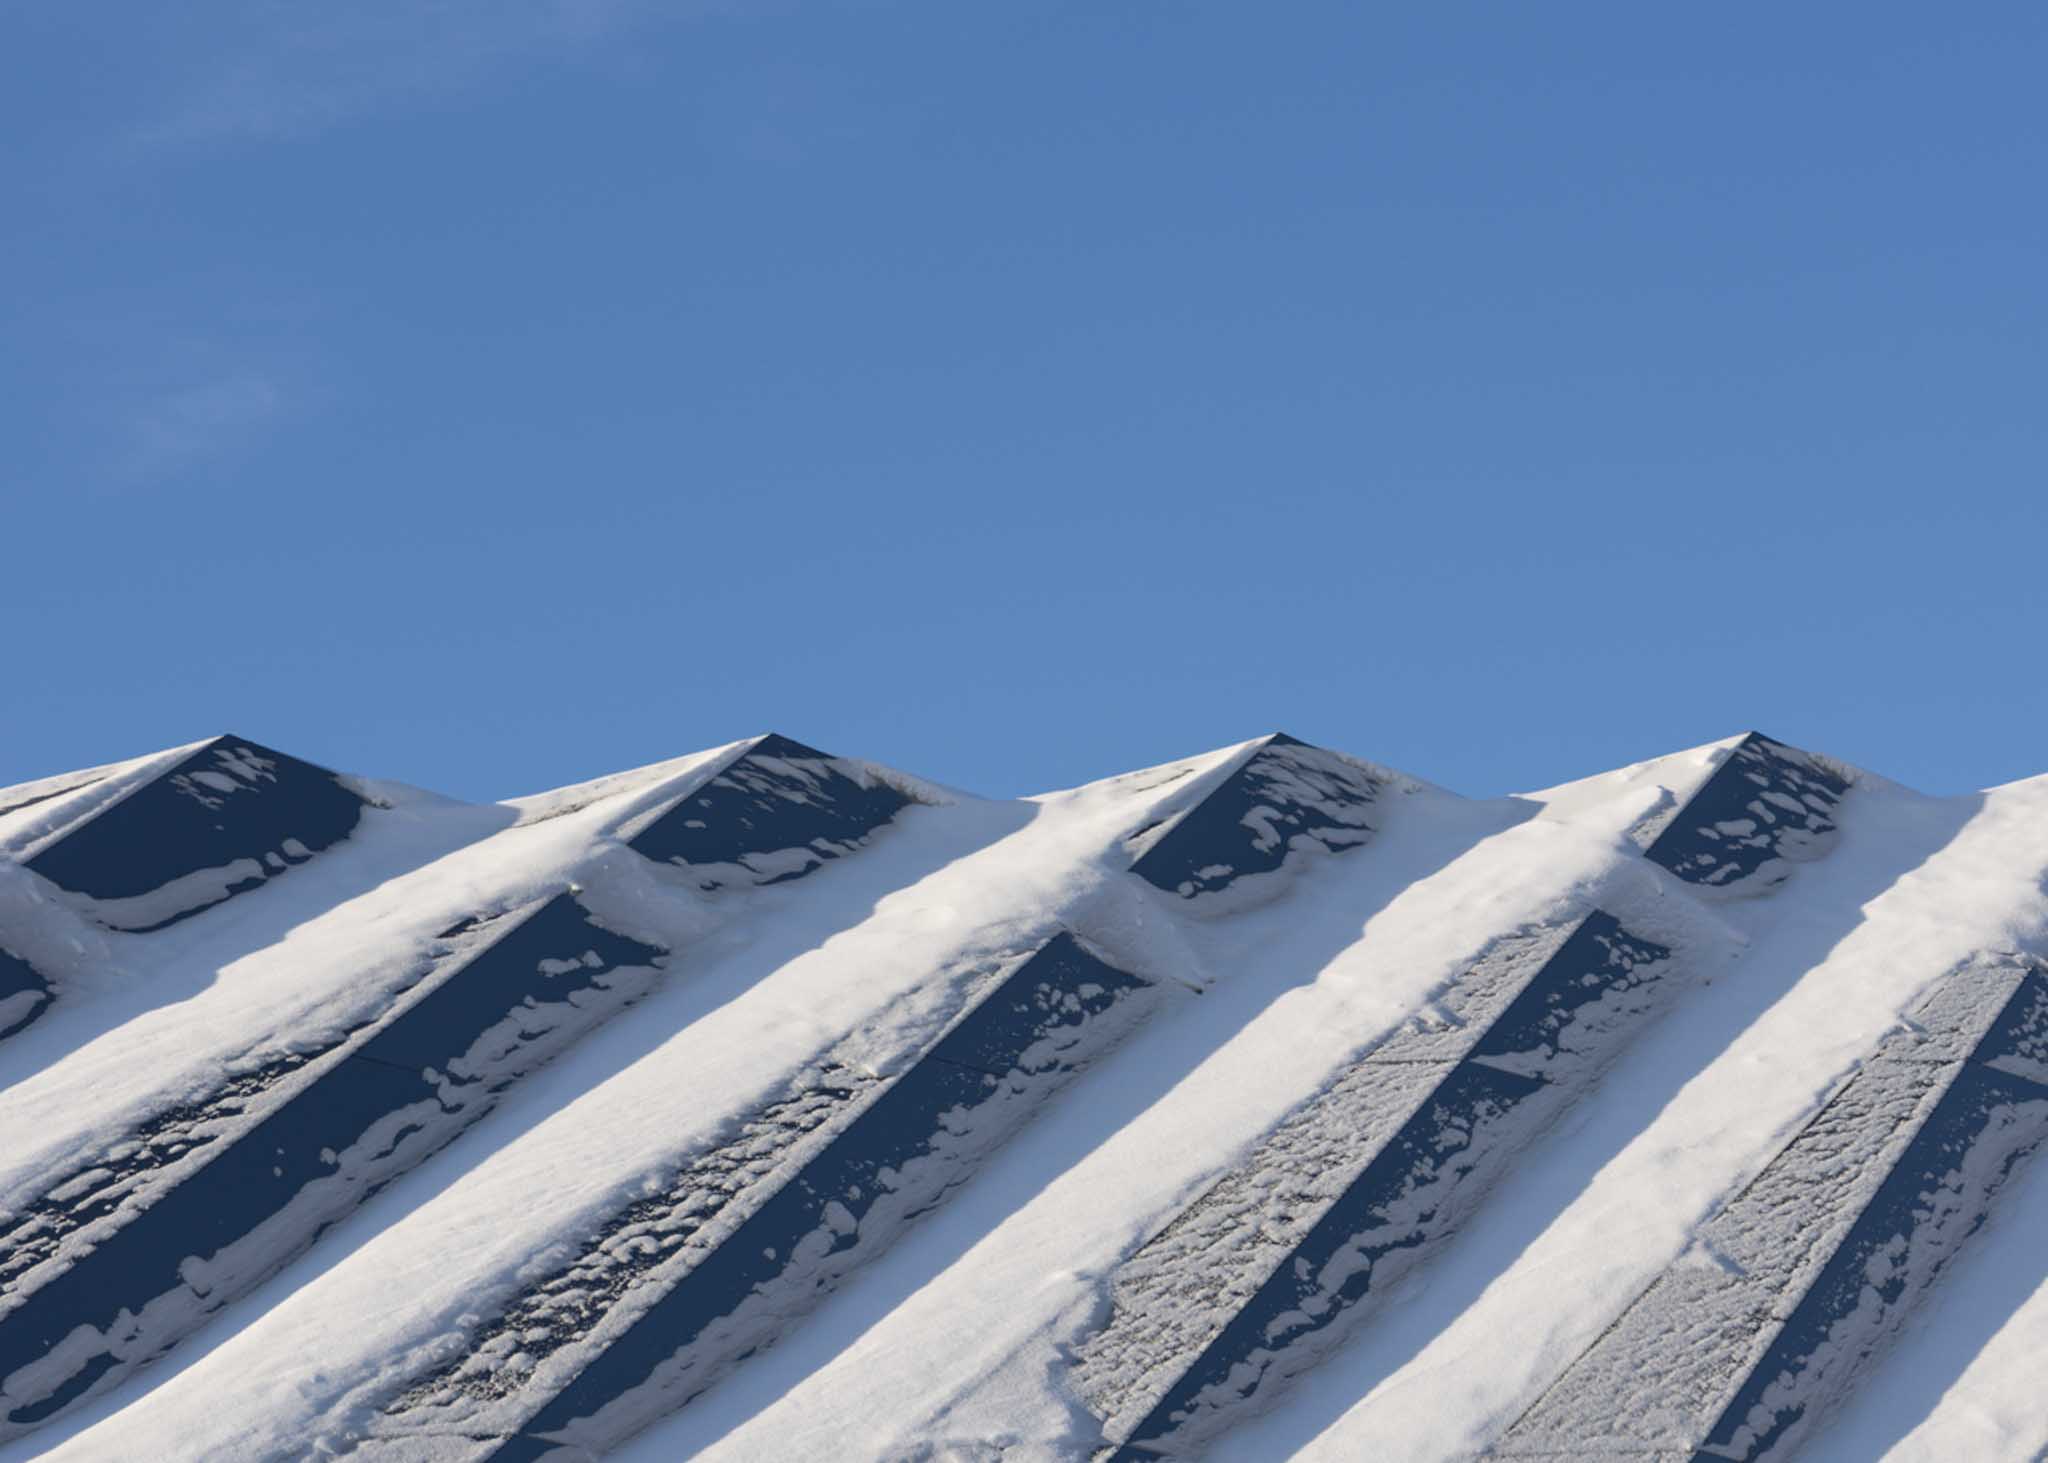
[22,736,368,932]
[1126,734,1385,900]
[0,950,50,1044]
[1076,913,1676,1458]
[479,936,1151,1461]
[363,934,1155,1463]
[1642,733,1850,896]
[0,772,111,822]
[1501,958,2048,1462]
[379,1068,876,1425]
[0,896,666,1437]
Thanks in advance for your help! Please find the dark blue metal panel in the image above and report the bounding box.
[1129,735,1383,898]
[1469,912,1671,1067]
[346,897,657,1074]
[0,896,663,1432]
[0,951,50,1043]
[22,737,365,930]
[1971,970,2048,1079]
[1645,733,1848,890]
[628,735,908,889]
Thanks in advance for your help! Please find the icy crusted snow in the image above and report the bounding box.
[1502,957,2048,1459]
[0,729,2046,1462]
[1074,910,1683,1458]
[358,934,1157,1461]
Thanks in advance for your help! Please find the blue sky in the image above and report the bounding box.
[6,3,2045,801]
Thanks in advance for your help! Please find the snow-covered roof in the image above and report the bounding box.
[0,727,2041,1463]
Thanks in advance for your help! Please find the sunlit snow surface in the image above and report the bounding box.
[1,729,2046,1462]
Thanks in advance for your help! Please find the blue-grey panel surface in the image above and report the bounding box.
[1129,734,1383,898]
[0,896,663,1434]
[628,734,908,889]
[23,736,366,930]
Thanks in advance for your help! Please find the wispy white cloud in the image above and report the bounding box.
[118,371,286,480]
[137,0,745,149]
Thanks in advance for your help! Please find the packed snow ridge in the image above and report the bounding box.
[0,729,2045,1463]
